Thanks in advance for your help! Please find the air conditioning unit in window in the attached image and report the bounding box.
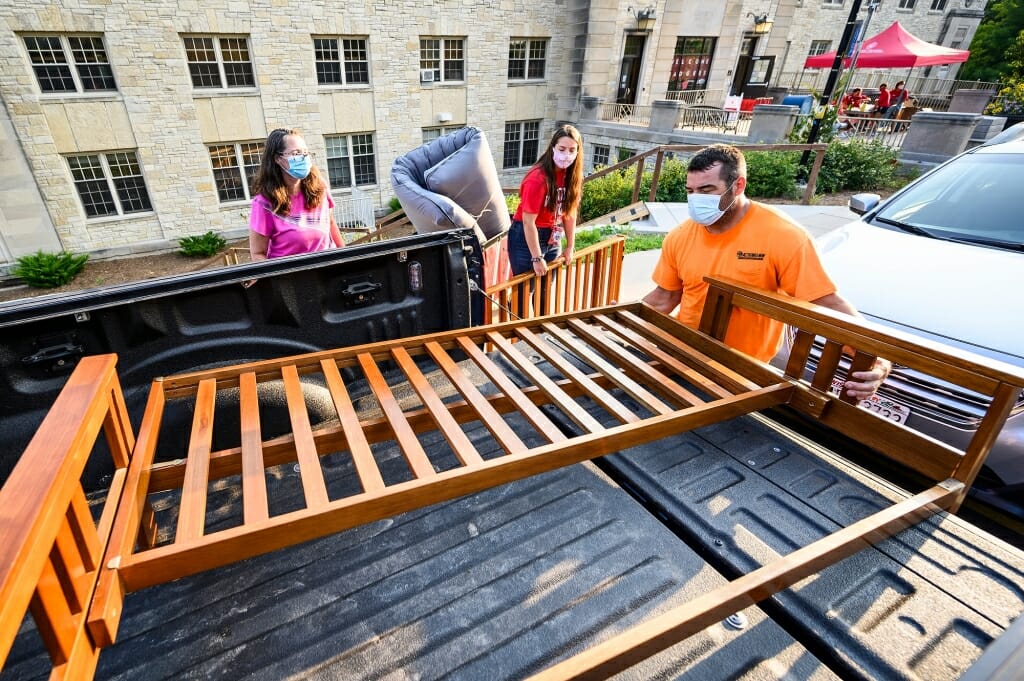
[420,69,436,84]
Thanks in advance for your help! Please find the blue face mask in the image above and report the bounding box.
[687,184,736,226]
[284,155,311,180]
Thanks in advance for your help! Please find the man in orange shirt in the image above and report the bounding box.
[642,144,890,399]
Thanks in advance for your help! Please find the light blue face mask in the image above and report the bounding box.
[686,183,736,226]
[285,155,311,180]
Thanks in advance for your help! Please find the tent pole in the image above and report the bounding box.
[836,1,880,111]
[801,0,865,170]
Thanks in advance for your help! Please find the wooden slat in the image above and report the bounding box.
[118,383,793,591]
[564,317,699,409]
[282,365,330,509]
[811,340,844,393]
[594,313,733,400]
[953,382,1023,507]
[528,480,961,681]
[67,487,100,572]
[320,359,386,493]
[29,554,76,665]
[357,353,436,479]
[103,380,134,469]
[841,350,879,405]
[176,378,216,543]
[785,329,815,379]
[51,518,89,613]
[424,341,528,455]
[238,372,269,524]
[391,346,483,466]
[515,326,640,425]
[486,331,606,434]
[619,309,765,394]
[542,322,673,415]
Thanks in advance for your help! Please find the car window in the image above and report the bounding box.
[873,153,1021,247]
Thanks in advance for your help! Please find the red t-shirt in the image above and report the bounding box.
[513,166,567,228]
[876,89,892,108]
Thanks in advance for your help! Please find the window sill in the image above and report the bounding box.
[420,81,466,88]
[507,79,547,86]
[37,92,122,105]
[316,84,373,92]
[192,88,260,98]
[84,211,155,225]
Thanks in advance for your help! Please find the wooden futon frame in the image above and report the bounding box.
[3,277,1022,680]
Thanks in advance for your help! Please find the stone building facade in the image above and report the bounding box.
[0,0,983,261]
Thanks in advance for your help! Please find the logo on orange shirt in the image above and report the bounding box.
[736,251,765,260]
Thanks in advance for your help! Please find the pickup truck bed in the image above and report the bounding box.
[3,273,1024,680]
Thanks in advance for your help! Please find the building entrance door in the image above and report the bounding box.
[616,35,647,105]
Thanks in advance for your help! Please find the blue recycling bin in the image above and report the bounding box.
[782,95,815,115]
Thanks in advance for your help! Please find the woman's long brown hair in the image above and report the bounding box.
[252,128,327,216]
[532,124,584,218]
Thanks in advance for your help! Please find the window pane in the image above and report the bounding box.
[184,37,222,88]
[220,38,254,87]
[314,38,341,85]
[443,39,464,81]
[209,145,245,202]
[422,127,442,143]
[351,133,376,186]
[68,36,117,91]
[68,155,116,217]
[420,39,440,74]
[522,121,540,166]
[527,40,546,79]
[342,39,369,84]
[240,143,262,192]
[503,122,522,169]
[325,136,351,188]
[104,152,152,213]
[508,40,526,79]
[24,36,75,92]
[670,36,716,91]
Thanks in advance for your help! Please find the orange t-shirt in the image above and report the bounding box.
[651,202,837,361]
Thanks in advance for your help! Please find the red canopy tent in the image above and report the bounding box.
[804,21,970,69]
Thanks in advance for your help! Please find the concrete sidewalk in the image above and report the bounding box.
[616,202,858,303]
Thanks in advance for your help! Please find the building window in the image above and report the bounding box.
[502,120,541,169]
[67,151,152,218]
[617,147,636,163]
[898,0,916,8]
[950,26,968,49]
[23,35,116,94]
[508,39,547,80]
[592,144,610,169]
[325,133,377,187]
[822,0,843,5]
[422,126,463,143]
[808,40,832,56]
[313,37,369,85]
[668,37,716,91]
[183,36,255,89]
[208,142,262,203]
[930,0,948,9]
[420,38,465,82]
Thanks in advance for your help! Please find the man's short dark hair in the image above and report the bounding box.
[687,144,746,185]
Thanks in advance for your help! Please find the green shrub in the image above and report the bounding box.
[816,139,899,194]
[13,250,88,288]
[579,168,635,223]
[573,225,664,254]
[744,151,802,200]
[505,192,520,215]
[387,196,402,213]
[178,231,227,257]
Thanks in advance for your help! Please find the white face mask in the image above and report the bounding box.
[687,184,736,226]
[552,150,577,169]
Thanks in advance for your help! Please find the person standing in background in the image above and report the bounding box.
[884,81,910,119]
[249,128,343,261]
[874,83,891,116]
[508,124,584,277]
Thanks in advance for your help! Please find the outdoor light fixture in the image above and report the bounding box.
[628,6,657,32]
[748,11,773,35]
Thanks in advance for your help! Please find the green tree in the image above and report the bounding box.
[961,0,1024,82]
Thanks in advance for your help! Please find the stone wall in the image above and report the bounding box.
[0,0,570,258]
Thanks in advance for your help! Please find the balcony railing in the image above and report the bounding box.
[663,89,726,106]
[675,106,753,136]
[599,103,652,127]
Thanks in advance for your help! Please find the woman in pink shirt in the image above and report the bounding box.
[248,128,343,260]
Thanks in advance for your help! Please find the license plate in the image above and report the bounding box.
[830,378,912,425]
